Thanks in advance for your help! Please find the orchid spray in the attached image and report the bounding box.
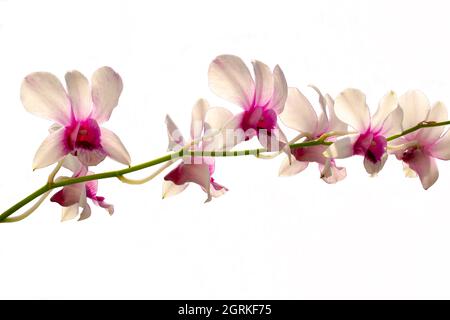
[2,56,450,223]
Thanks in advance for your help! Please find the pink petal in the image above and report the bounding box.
[164,162,212,202]
[65,70,92,120]
[429,130,450,160]
[407,150,439,190]
[20,72,71,125]
[379,107,403,137]
[252,60,274,107]
[190,99,209,141]
[280,87,318,134]
[100,127,131,165]
[50,183,83,207]
[76,148,107,167]
[208,55,255,109]
[257,125,289,153]
[268,65,288,114]
[210,178,228,198]
[372,91,398,132]
[91,67,123,123]
[324,94,348,133]
[399,90,430,132]
[334,88,371,132]
[363,153,388,175]
[33,127,69,169]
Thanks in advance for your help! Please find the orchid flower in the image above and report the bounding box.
[50,156,113,221]
[279,86,347,183]
[163,99,231,202]
[208,55,289,151]
[390,90,450,189]
[324,89,403,175]
[21,67,131,169]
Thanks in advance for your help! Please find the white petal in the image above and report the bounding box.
[334,88,370,132]
[91,67,123,123]
[279,156,309,176]
[418,101,448,143]
[398,90,430,130]
[309,85,328,134]
[208,55,255,109]
[325,94,348,133]
[210,113,245,151]
[379,107,403,137]
[429,130,450,160]
[280,87,318,135]
[65,70,92,120]
[62,154,83,173]
[61,204,79,222]
[372,91,398,131]
[204,107,234,132]
[162,180,188,199]
[407,151,439,190]
[252,60,274,107]
[20,72,71,125]
[166,115,185,151]
[268,65,288,114]
[323,134,360,159]
[33,128,68,170]
[100,128,131,165]
[190,99,209,140]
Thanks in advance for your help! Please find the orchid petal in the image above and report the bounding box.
[429,130,450,160]
[76,149,106,167]
[65,70,92,120]
[379,107,403,137]
[334,89,370,132]
[364,153,388,175]
[50,183,83,207]
[407,150,439,190]
[418,101,448,143]
[325,94,348,133]
[190,99,209,141]
[21,72,71,125]
[372,91,398,131]
[252,60,274,107]
[208,55,255,109]
[162,180,189,199]
[165,115,185,151]
[33,128,68,170]
[320,164,347,184]
[61,204,79,222]
[280,87,318,135]
[269,65,288,114]
[91,67,123,123]
[164,162,212,202]
[323,133,360,159]
[210,179,228,198]
[399,90,430,131]
[100,127,131,165]
[279,156,309,177]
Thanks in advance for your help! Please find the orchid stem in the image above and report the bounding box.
[1,120,450,222]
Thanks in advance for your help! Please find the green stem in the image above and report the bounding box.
[1,119,449,222]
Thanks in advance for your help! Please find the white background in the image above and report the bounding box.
[1,0,450,299]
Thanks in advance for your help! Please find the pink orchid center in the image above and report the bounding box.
[64,118,102,152]
[241,107,277,139]
[353,131,387,163]
[401,146,419,163]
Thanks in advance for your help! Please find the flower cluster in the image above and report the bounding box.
[5,55,450,222]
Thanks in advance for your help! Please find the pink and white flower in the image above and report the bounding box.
[163,99,231,202]
[279,87,347,183]
[390,90,450,189]
[50,156,113,221]
[21,67,131,169]
[324,89,402,175]
[208,55,289,151]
